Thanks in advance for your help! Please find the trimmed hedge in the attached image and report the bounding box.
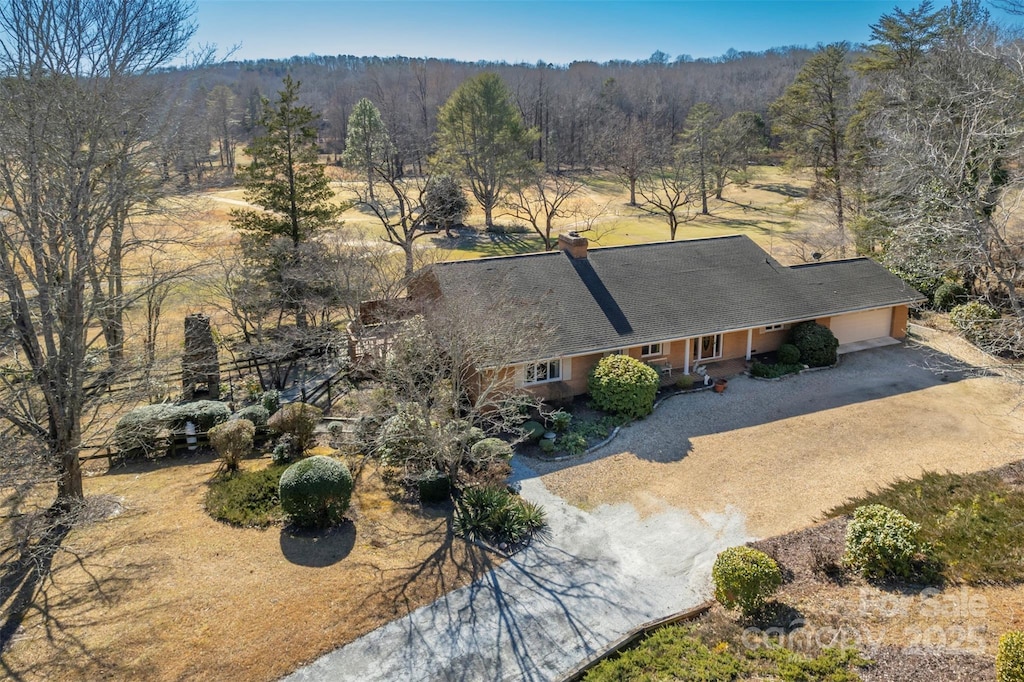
[231,404,270,427]
[712,546,783,618]
[777,343,801,365]
[843,504,923,580]
[998,631,1024,682]
[113,401,231,458]
[790,321,838,368]
[470,437,514,463]
[279,455,354,528]
[588,354,660,419]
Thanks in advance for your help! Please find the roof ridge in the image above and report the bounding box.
[789,257,875,269]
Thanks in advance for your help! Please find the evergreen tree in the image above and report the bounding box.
[434,73,538,229]
[771,43,854,256]
[342,98,392,203]
[231,76,339,329]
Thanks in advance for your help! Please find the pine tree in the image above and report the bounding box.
[231,76,339,328]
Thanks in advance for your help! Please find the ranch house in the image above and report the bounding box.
[404,232,925,401]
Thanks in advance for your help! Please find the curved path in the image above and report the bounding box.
[284,458,748,681]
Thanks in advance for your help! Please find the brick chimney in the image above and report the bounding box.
[558,231,588,259]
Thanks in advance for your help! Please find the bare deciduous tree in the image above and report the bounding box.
[0,0,195,504]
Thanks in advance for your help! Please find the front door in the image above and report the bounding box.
[696,334,723,362]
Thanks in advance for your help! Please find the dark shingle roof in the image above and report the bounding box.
[426,235,923,363]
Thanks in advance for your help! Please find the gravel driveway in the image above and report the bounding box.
[286,338,1024,681]
[535,341,1024,537]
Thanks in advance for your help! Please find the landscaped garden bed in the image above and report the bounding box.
[580,460,1024,681]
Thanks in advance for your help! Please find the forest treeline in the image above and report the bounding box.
[155,44,821,180]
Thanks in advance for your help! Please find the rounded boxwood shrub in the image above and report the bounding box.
[231,404,270,428]
[777,343,801,365]
[267,402,322,456]
[470,437,514,463]
[417,471,451,504]
[588,354,660,419]
[279,455,354,528]
[712,546,783,618]
[998,631,1024,682]
[208,419,255,473]
[950,301,1000,344]
[933,281,967,311]
[789,321,838,368]
[521,420,545,441]
[843,504,922,580]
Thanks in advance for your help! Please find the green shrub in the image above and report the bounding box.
[271,435,294,465]
[712,546,783,618]
[279,455,354,528]
[750,361,803,379]
[470,437,514,463]
[260,389,281,415]
[790,321,838,368]
[417,471,451,504]
[998,631,1024,682]
[231,404,270,427]
[539,438,555,453]
[548,409,572,432]
[559,432,588,456]
[455,423,486,448]
[588,354,660,419]
[454,485,546,546]
[113,403,175,458]
[374,407,431,469]
[205,464,287,527]
[170,400,231,430]
[521,420,545,441]
[933,281,967,311]
[267,402,322,456]
[208,419,255,473]
[843,504,923,580]
[777,343,801,365]
[584,627,745,681]
[675,374,695,390]
[950,301,1000,344]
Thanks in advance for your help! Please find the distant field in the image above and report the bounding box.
[201,165,822,265]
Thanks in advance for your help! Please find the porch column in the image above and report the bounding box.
[683,338,690,374]
[745,329,753,360]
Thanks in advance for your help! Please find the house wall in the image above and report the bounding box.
[890,305,909,338]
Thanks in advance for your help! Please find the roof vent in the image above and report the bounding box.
[558,231,588,259]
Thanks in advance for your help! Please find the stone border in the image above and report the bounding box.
[556,601,716,682]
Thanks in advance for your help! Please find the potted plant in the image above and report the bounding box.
[713,378,728,393]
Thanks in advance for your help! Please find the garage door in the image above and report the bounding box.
[829,308,893,345]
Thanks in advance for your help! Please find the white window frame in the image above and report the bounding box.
[761,323,788,333]
[640,342,665,358]
[696,334,722,361]
[523,358,562,386]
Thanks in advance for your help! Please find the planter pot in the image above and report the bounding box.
[713,379,728,393]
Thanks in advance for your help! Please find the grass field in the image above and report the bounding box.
[204,165,822,266]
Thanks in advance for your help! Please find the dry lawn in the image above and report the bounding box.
[1,455,492,681]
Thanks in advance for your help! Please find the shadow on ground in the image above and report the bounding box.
[280,522,357,567]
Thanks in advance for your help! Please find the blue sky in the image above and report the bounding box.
[193,1,1015,64]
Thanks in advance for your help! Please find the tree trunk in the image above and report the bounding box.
[404,244,415,277]
[629,177,637,206]
[484,202,494,229]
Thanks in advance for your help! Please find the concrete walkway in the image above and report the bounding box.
[284,459,749,682]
